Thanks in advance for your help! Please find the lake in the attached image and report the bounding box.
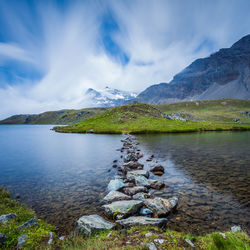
[0,125,249,235]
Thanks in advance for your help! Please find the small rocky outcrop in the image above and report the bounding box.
[0,213,17,223]
[144,197,178,217]
[0,233,7,243]
[17,218,39,230]
[122,186,148,196]
[103,191,131,203]
[107,179,125,192]
[103,200,143,219]
[116,216,167,227]
[75,215,115,235]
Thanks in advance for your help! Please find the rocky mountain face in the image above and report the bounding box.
[85,86,137,107]
[133,35,250,104]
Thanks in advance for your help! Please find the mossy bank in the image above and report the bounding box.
[53,99,250,134]
[1,187,250,249]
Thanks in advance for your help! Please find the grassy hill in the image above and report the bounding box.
[53,99,250,134]
[0,107,106,125]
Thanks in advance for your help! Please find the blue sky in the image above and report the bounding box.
[0,0,250,118]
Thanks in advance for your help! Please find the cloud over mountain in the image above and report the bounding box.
[0,0,250,119]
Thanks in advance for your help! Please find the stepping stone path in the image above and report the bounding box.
[75,134,179,234]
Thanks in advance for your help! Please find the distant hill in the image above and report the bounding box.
[85,86,137,107]
[133,34,250,104]
[53,99,250,134]
[0,107,106,125]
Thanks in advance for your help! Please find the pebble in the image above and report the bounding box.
[185,238,195,248]
[145,232,153,238]
[147,242,157,250]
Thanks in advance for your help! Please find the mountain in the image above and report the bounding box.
[0,107,106,125]
[133,35,250,104]
[85,86,137,107]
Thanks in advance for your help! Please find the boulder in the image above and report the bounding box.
[103,200,143,219]
[116,216,167,227]
[17,234,28,247]
[150,164,165,175]
[17,218,39,230]
[123,186,148,196]
[75,215,115,235]
[103,191,131,203]
[144,197,178,217]
[107,179,125,192]
[231,226,242,232]
[0,233,7,243]
[126,170,149,179]
[132,192,151,200]
[0,213,17,223]
[150,180,166,190]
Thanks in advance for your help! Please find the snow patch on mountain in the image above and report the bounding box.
[84,86,137,107]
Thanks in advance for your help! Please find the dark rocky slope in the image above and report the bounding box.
[134,35,250,104]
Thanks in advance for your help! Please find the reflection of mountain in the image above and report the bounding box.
[85,86,137,107]
[137,132,250,204]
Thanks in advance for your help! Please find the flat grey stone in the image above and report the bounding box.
[103,200,143,219]
[17,234,28,247]
[0,213,17,223]
[144,197,178,216]
[107,179,125,192]
[134,176,151,187]
[17,218,39,230]
[103,191,131,203]
[116,216,167,227]
[75,214,115,235]
[185,238,195,247]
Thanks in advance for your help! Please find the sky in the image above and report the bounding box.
[0,0,250,119]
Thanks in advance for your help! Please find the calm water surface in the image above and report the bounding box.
[0,125,249,234]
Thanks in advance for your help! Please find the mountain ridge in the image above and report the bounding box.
[133,34,250,104]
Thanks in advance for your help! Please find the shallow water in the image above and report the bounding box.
[0,125,249,234]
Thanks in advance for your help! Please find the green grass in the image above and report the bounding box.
[0,187,56,249]
[53,99,250,134]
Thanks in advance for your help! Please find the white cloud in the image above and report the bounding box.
[0,0,250,119]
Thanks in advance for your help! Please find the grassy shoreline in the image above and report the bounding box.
[53,100,250,134]
[1,187,250,249]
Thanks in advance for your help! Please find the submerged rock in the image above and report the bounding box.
[103,200,143,219]
[17,234,28,247]
[150,180,166,190]
[116,216,167,227]
[17,218,39,230]
[107,179,125,192]
[123,161,144,170]
[0,213,17,224]
[144,197,178,217]
[75,215,115,235]
[0,233,7,243]
[123,186,148,196]
[103,191,131,203]
[150,164,165,175]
